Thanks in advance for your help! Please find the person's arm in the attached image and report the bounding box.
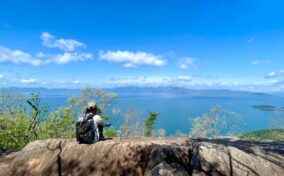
[93,115,103,123]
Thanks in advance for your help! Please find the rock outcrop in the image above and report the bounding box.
[0,138,284,176]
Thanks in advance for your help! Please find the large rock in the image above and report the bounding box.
[0,138,283,176]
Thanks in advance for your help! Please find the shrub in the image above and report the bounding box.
[0,88,24,116]
[38,107,75,139]
[67,87,118,118]
[118,107,144,137]
[0,87,117,149]
[0,112,31,149]
[104,128,118,138]
[190,106,242,138]
[239,129,284,141]
[144,112,160,137]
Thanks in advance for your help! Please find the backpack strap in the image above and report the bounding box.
[84,113,95,121]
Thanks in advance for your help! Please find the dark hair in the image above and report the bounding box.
[85,106,98,115]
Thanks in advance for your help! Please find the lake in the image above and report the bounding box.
[41,93,284,135]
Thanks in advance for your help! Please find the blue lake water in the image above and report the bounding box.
[41,94,284,135]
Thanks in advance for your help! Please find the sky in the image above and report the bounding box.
[0,0,284,92]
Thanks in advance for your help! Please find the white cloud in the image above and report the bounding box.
[36,52,45,58]
[177,57,197,69]
[0,74,4,79]
[21,79,36,84]
[0,32,92,66]
[102,75,194,88]
[267,72,277,78]
[252,60,270,65]
[0,46,92,66]
[123,63,137,68]
[41,32,85,52]
[98,75,284,92]
[265,70,284,78]
[0,46,44,66]
[99,50,166,67]
[270,80,279,84]
[48,52,93,64]
[73,80,80,84]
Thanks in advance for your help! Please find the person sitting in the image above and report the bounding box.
[85,101,106,141]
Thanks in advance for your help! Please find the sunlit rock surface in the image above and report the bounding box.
[0,138,283,176]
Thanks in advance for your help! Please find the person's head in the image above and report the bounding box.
[85,101,98,114]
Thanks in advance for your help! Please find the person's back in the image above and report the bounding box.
[75,113,96,144]
[85,101,106,140]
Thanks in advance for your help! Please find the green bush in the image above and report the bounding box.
[0,87,117,150]
[67,87,118,117]
[239,129,284,141]
[144,112,160,137]
[0,113,31,149]
[190,106,242,138]
[38,107,75,139]
[104,128,118,138]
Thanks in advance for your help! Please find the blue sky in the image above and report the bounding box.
[0,0,284,92]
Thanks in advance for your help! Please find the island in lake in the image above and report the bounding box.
[252,105,278,111]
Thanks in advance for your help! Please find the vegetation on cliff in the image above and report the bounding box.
[239,129,284,141]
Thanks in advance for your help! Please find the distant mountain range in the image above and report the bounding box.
[8,87,80,97]
[5,86,276,98]
[108,86,272,97]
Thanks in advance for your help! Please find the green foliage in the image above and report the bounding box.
[144,111,160,137]
[0,87,117,150]
[67,87,118,117]
[38,107,75,139]
[190,106,242,138]
[104,128,118,138]
[239,129,284,141]
[26,93,49,131]
[0,88,23,116]
[0,112,31,149]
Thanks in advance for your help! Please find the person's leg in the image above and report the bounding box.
[98,124,105,140]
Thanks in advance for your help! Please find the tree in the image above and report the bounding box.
[0,88,23,116]
[118,107,144,137]
[67,87,118,119]
[144,112,160,137]
[0,91,43,149]
[190,106,242,138]
[38,106,75,139]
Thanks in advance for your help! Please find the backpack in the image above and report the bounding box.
[76,113,97,144]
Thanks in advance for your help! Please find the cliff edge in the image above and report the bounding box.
[0,138,283,176]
